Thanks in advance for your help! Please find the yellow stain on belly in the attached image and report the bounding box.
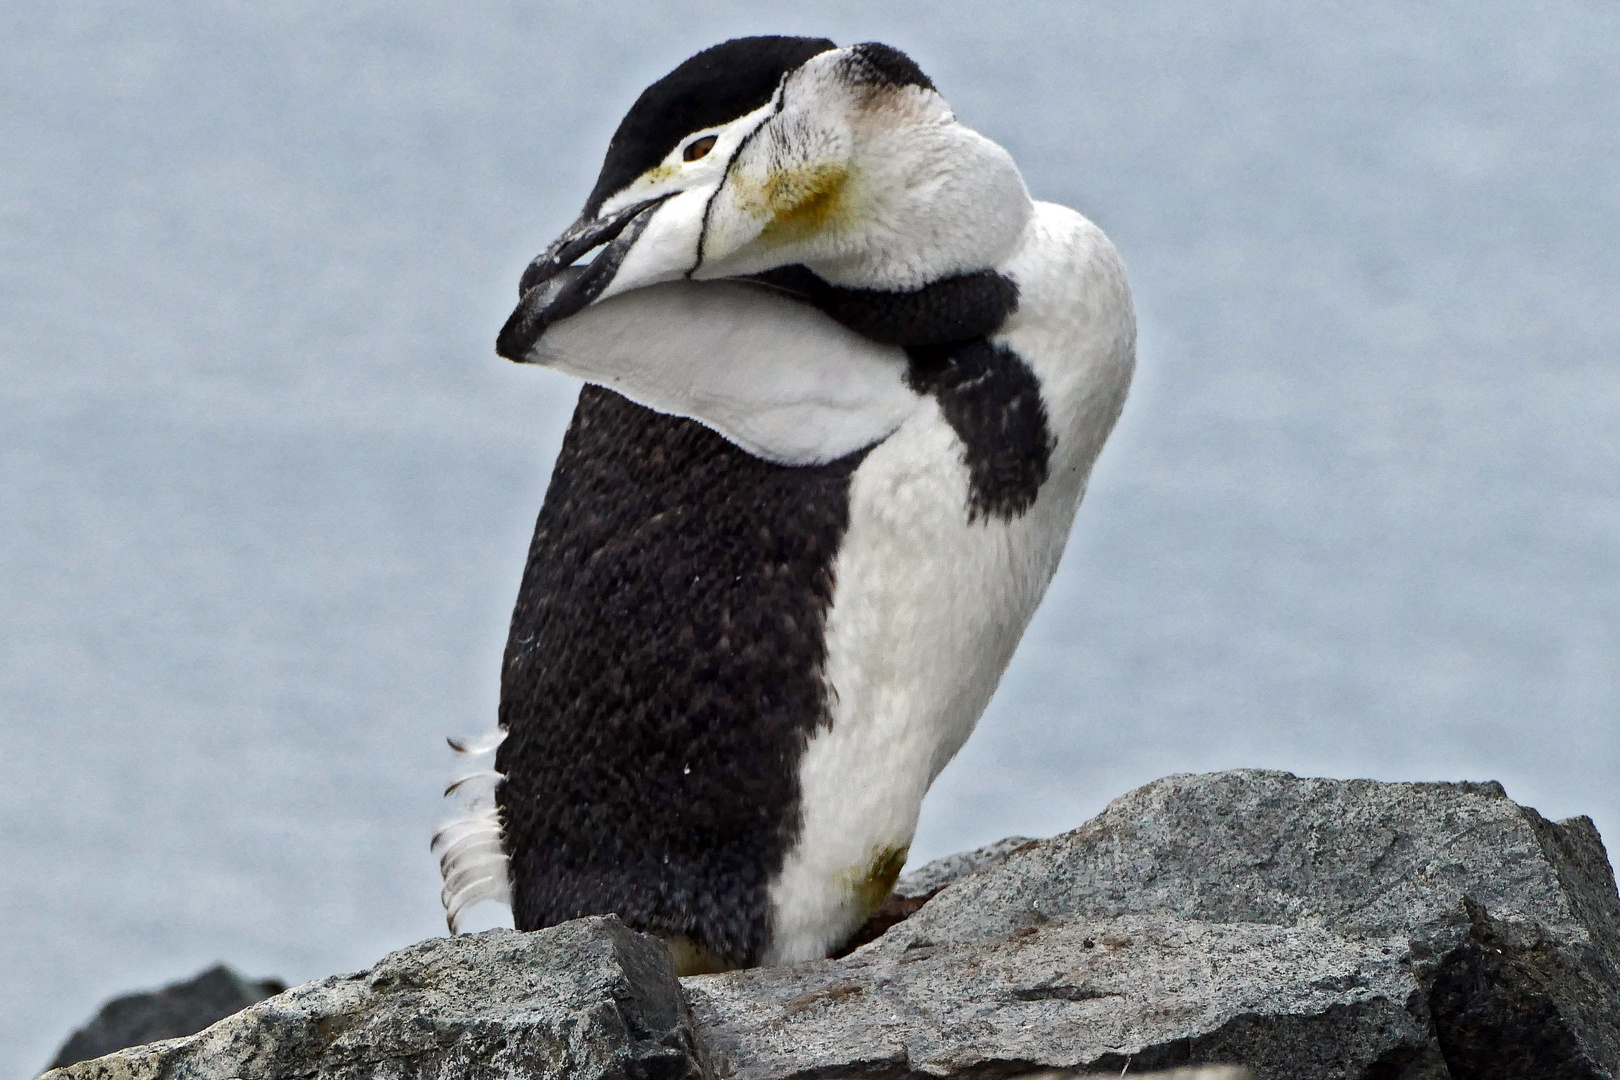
[755,162,851,245]
[845,843,909,921]
[659,933,742,976]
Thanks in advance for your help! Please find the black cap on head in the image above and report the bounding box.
[583,35,838,217]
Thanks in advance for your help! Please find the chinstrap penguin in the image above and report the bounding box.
[435,36,1135,973]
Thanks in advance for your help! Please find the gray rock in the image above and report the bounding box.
[43,915,709,1080]
[40,772,1620,1080]
[893,835,1037,901]
[832,836,1040,959]
[47,965,286,1070]
[1041,1071,1253,1080]
[686,770,1620,1079]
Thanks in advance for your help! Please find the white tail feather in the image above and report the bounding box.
[439,839,508,896]
[437,836,506,870]
[440,850,503,890]
[443,769,504,797]
[432,823,502,857]
[447,730,508,756]
[446,873,510,927]
[433,730,512,934]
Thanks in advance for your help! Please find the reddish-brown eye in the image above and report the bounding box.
[683,135,718,162]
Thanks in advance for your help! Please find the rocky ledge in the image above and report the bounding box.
[43,770,1620,1079]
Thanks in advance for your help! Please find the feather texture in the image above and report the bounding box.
[433,731,511,933]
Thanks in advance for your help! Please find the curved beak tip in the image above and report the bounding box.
[494,305,534,362]
[496,268,586,361]
[495,197,668,363]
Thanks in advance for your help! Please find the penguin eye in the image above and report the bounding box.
[683,135,718,162]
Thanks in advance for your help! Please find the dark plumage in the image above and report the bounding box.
[496,386,867,964]
[584,36,836,218]
[748,267,1019,346]
[905,339,1054,522]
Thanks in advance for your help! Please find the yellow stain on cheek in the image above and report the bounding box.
[755,162,851,244]
[637,162,681,186]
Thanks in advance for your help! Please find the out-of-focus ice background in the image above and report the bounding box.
[4,0,1617,1071]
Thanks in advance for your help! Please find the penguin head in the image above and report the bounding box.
[497,37,1032,361]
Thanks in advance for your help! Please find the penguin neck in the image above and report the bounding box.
[746,265,1019,347]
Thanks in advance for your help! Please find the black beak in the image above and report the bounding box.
[495,197,667,361]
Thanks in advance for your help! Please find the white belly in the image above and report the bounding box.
[761,397,1083,963]
[762,202,1136,964]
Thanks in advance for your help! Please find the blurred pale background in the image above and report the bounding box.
[3,1,1616,1072]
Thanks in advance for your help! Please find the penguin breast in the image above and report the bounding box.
[762,201,1135,964]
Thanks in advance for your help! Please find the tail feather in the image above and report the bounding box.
[446,730,507,755]
[443,769,503,797]
[438,836,508,898]
[445,873,511,928]
[433,730,512,934]
[435,832,506,876]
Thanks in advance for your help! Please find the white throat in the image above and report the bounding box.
[526,279,921,466]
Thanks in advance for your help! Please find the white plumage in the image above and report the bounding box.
[527,279,916,466]
[433,730,510,932]
[766,203,1134,961]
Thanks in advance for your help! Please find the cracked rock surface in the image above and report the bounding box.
[43,915,708,1080]
[687,770,1620,1079]
[41,771,1620,1080]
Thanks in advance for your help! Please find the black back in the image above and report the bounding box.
[584,36,837,217]
[497,386,866,963]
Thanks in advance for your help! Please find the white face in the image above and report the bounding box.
[696,49,1032,289]
[499,44,1037,362]
[599,46,1034,302]
[590,99,780,305]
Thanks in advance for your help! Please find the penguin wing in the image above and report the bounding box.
[525,280,922,466]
